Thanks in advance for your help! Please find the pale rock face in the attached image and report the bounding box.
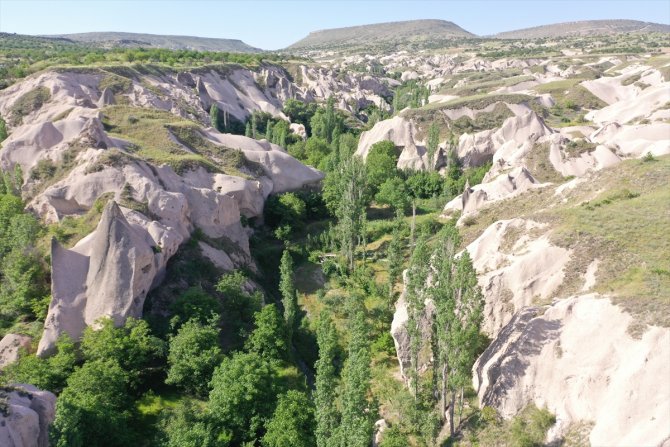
[473,295,670,446]
[356,116,433,170]
[38,202,162,355]
[0,384,56,447]
[458,111,553,169]
[0,335,32,369]
[465,219,570,336]
[441,167,545,219]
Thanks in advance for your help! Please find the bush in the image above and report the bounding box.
[264,192,307,231]
[165,319,222,397]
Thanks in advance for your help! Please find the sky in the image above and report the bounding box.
[1,0,669,50]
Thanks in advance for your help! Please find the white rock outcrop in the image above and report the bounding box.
[474,295,670,446]
[355,116,432,170]
[0,385,56,447]
[441,167,545,220]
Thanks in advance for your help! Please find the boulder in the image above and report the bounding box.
[0,335,32,369]
[0,384,56,447]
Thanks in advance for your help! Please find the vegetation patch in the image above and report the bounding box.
[425,93,533,111]
[9,86,51,124]
[101,105,218,175]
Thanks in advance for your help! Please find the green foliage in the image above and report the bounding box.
[0,192,48,327]
[379,425,409,447]
[9,87,50,124]
[310,97,345,143]
[208,351,278,444]
[215,271,263,348]
[314,313,340,447]
[166,319,222,397]
[262,389,316,447]
[246,304,288,362]
[80,317,165,391]
[393,80,429,112]
[375,177,410,213]
[280,250,299,344]
[405,170,444,199]
[169,287,222,328]
[50,359,136,447]
[335,296,373,446]
[426,121,440,169]
[264,192,307,235]
[159,399,227,447]
[283,99,318,134]
[4,334,77,393]
[0,116,7,142]
[366,140,399,195]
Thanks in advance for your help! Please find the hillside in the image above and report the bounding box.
[495,19,670,39]
[0,24,668,447]
[287,19,476,51]
[49,31,262,52]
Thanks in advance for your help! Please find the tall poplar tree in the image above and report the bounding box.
[314,313,339,447]
[279,249,298,345]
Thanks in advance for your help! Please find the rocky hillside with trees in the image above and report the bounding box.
[0,19,668,447]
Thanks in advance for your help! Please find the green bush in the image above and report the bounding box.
[10,87,50,124]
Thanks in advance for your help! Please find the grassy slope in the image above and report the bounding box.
[459,156,670,330]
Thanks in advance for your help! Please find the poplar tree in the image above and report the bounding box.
[427,122,440,170]
[405,234,431,399]
[209,104,220,131]
[279,249,298,345]
[430,228,484,436]
[386,214,405,307]
[336,295,372,447]
[314,313,339,447]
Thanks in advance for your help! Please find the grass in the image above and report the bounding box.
[9,86,51,125]
[421,93,533,111]
[101,105,220,175]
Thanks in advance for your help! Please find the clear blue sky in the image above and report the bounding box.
[1,0,668,50]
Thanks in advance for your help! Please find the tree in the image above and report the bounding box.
[80,317,165,390]
[208,351,278,444]
[366,140,398,195]
[245,122,252,138]
[265,192,307,232]
[405,234,431,399]
[262,390,316,447]
[335,296,372,447]
[426,122,440,170]
[314,313,339,447]
[326,155,368,272]
[160,399,226,447]
[169,287,222,328]
[279,249,298,345]
[50,359,135,447]
[283,99,317,134]
[215,271,262,349]
[375,177,409,214]
[386,215,405,306]
[430,228,484,437]
[166,318,222,397]
[210,104,221,132]
[246,304,288,362]
[0,116,7,142]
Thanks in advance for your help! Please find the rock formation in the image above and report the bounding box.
[0,385,56,447]
[0,335,32,369]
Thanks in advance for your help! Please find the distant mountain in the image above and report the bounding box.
[48,32,262,53]
[287,19,476,51]
[495,19,670,39]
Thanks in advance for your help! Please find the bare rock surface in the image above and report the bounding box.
[0,384,56,447]
[473,294,670,446]
[0,335,32,369]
